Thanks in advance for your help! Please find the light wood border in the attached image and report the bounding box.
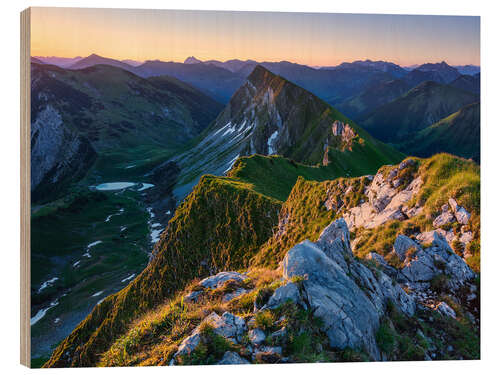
[20,7,31,368]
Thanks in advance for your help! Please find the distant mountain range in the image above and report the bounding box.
[33,56,83,67]
[449,73,480,95]
[399,102,480,162]
[31,54,481,164]
[359,80,479,143]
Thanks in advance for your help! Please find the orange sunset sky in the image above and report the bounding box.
[30,7,480,67]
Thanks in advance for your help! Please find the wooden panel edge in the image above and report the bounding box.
[20,7,31,368]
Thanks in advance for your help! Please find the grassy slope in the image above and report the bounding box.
[45,152,479,367]
[31,190,151,361]
[396,103,480,163]
[360,81,478,143]
[253,153,480,272]
[97,153,480,366]
[44,132,403,367]
[45,175,281,367]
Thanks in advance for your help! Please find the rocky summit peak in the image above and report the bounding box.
[246,65,280,89]
[184,56,203,64]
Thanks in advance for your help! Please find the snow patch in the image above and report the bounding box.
[38,277,59,294]
[267,130,279,155]
[224,154,240,173]
[137,183,154,191]
[31,299,59,326]
[121,274,136,283]
[92,291,104,297]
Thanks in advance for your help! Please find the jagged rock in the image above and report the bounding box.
[460,231,473,245]
[258,346,282,355]
[448,198,459,212]
[435,302,457,319]
[199,272,248,290]
[282,219,416,360]
[331,120,356,150]
[222,288,251,302]
[174,311,247,361]
[343,167,423,230]
[204,312,247,343]
[417,229,455,248]
[455,207,471,225]
[366,252,397,277]
[393,235,420,261]
[399,159,416,170]
[433,211,455,228]
[174,330,202,359]
[448,198,471,225]
[283,240,381,359]
[399,232,475,291]
[248,329,266,346]
[315,219,353,270]
[263,282,303,310]
[217,351,250,365]
[184,290,203,303]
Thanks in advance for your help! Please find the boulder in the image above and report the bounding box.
[448,198,471,225]
[448,198,459,212]
[222,288,251,302]
[217,351,250,365]
[248,329,266,346]
[399,232,475,291]
[199,272,248,290]
[455,207,471,225]
[393,235,420,261]
[433,211,455,228]
[174,331,201,359]
[366,252,397,277]
[263,282,303,310]
[435,302,457,319]
[204,312,247,343]
[460,231,473,245]
[283,239,382,359]
[281,219,416,360]
[184,290,203,303]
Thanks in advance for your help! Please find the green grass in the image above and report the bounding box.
[45,174,281,367]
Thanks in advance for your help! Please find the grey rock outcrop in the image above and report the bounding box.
[366,252,397,277]
[448,198,471,225]
[199,272,248,290]
[393,234,420,261]
[248,329,266,346]
[435,302,456,319]
[173,311,247,362]
[31,105,96,202]
[399,232,475,291]
[343,161,423,230]
[217,351,250,365]
[262,282,303,310]
[205,312,247,343]
[280,218,415,360]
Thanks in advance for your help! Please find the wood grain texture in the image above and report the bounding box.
[20,7,31,368]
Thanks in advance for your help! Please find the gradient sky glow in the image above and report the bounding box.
[31,7,480,66]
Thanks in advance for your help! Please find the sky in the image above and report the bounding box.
[30,7,480,67]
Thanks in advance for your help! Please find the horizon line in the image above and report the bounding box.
[32,53,480,68]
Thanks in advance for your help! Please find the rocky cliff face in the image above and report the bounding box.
[31,105,96,202]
